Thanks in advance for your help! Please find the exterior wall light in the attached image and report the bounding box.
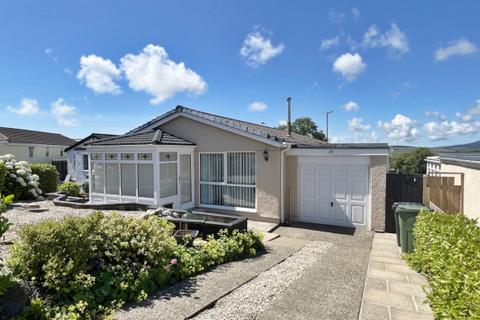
[263,150,269,161]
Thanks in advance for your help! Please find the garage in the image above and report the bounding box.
[298,157,370,228]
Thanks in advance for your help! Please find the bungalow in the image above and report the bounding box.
[85,105,389,231]
[0,127,76,163]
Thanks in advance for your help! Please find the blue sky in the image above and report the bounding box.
[1,1,479,146]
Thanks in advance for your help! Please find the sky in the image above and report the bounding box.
[1,0,479,146]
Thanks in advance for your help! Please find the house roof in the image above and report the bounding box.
[86,129,195,147]
[64,133,119,152]
[127,105,325,146]
[0,127,77,146]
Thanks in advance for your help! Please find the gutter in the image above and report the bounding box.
[280,143,292,225]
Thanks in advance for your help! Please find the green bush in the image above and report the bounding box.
[31,163,58,194]
[82,181,89,194]
[58,181,81,197]
[406,211,480,319]
[0,162,6,194]
[9,213,264,318]
[1,155,43,200]
[0,194,15,297]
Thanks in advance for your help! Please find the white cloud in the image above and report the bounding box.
[435,38,477,61]
[51,98,78,126]
[320,36,340,50]
[378,114,418,142]
[45,48,58,62]
[342,101,359,112]
[348,117,370,132]
[425,111,446,120]
[362,23,409,56]
[248,101,268,112]
[120,44,207,105]
[424,120,479,141]
[332,53,367,81]
[351,8,360,18]
[240,31,284,68]
[328,9,346,24]
[7,98,40,116]
[278,120,287,126]
[455,99,480,122]
[77,55,121,94]
[64,68,73,75]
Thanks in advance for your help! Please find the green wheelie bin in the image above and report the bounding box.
[395,203,431,253]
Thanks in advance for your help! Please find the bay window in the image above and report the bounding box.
[200,152,255,209]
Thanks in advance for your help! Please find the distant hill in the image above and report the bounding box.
[390,140,480,156]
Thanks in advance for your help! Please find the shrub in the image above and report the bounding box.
[0,194,15,297]
[9,213,264,318]
[30,163,58,194]
[58,182,81,197]
[406,211,480,319]
[82,181,89,194]
[0,154,43,200]
[0,161,6,194]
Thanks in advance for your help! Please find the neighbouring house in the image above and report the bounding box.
[65,133,118,184]
[0,127,76,163]
[425,154,480,221]
[85,105,389,230]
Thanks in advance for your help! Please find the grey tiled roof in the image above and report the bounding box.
[127,105,325,146]
[65,133,118,152]
[0,127,77,146]
[87,129,195,146]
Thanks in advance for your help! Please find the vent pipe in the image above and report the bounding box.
[287,97,292,136]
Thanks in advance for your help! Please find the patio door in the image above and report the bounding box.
[179,154,193,206]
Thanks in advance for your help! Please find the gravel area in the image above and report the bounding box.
[0,200,146,259]
[192,241,332,320]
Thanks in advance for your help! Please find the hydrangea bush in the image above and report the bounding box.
[0,154,43,200]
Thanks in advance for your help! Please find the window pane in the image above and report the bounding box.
[105,163,119,194]
[92,163,105,193]
[200,153,224,182]
[159,152,177,162]
[91,153,103,160]
[121,153,134,160]
[121,164,136,196]
[138,153,152,161]
[160,163,177,198]
[227,152,255,185]
[180,154,192,204]
[138,164,154,198]
[105,153,118,160]
[200,185,255,209]
[82,154,89,170]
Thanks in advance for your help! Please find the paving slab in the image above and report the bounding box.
[115,236,305,320]
[359,233,433,320]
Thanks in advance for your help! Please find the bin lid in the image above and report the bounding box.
[395,203,431,214]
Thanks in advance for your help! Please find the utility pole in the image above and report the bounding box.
[319,111,333,142]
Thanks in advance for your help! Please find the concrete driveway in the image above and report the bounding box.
[256,224,373,320]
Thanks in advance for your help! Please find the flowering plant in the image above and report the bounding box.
[0,154,43,200]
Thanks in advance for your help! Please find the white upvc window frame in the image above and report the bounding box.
[199,151,257,212]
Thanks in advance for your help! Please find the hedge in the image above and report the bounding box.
[30,163,58,194]
[58,181,81,197]
[0,161,6,195]
[406,211,480,319]
[9,212,264,318]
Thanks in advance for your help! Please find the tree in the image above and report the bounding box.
[277,117,326,141]
[391,148,434,174]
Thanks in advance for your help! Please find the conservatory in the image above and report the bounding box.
[86,129,196,209]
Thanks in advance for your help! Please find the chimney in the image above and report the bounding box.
[287,97,292,136]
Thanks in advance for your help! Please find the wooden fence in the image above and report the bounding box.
[424,173,464,214]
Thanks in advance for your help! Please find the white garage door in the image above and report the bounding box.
[299,161,369,227]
